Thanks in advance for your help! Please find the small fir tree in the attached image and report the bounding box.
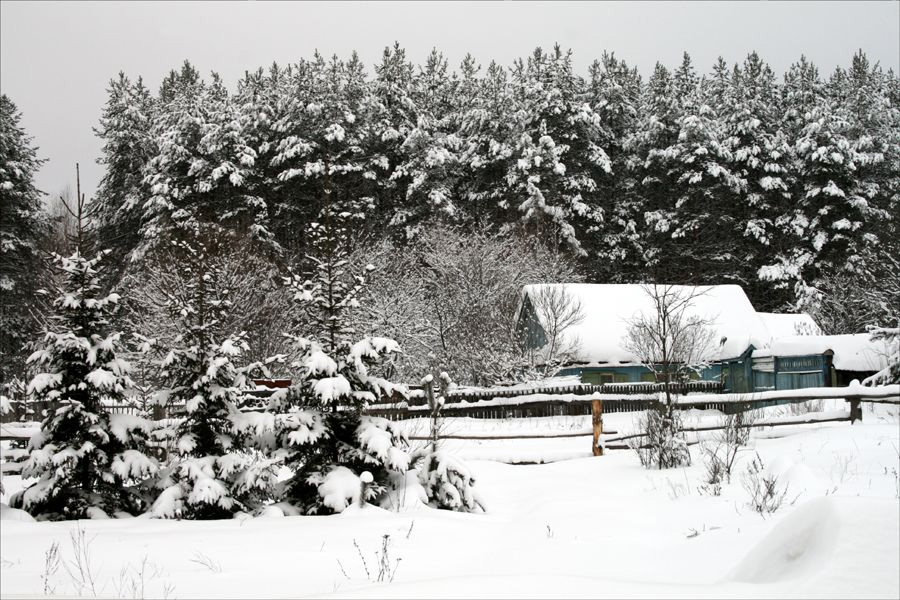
[143,231,277,519]
[10,251,156,519]
[269,208,410,514]
[413,371,485,512]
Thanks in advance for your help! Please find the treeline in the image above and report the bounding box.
[93,45,899,302]
[2,45,899,384]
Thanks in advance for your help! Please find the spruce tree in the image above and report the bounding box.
[10,250,156,519]
[141,229,276,519]
[270,209,409,514]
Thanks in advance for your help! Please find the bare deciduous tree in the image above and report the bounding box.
[351,225,580,385]
[623,284,717,469]
[524,285,585,374]
[622,284,717,405]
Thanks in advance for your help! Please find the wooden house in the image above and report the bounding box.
[515,284,888,393]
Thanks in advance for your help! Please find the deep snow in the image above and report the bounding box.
[1,404,898,599]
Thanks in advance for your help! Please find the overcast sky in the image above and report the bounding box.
[1,1,898,200]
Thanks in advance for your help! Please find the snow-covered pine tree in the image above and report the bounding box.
[624,62,684,279]
[762,85,872,303]
[586,52,644,282]
[505,46,611,256]
[144,230,278,519]
[452,57,515,227]
[93,73,156,278]
[0,95,46,381]
[792,58,900,331]
[269,208,409,514]
[644,55,744,285]
[10,250,157,519]
[396,48,462,237]
[142,66,271,255]
[842,52,899,296]
[234,63,297,251]
[283,53,377,239]
[368,43,420,237]
[719,53,792,308]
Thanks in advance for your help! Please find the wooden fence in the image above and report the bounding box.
[363,380,725,420]
[3,384,896,464]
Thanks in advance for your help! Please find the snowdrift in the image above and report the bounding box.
[731,496,900,597]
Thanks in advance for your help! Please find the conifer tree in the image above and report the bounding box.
[506,45,611,255]
[143,228,277,519]
[94,73,156,275]
[143,67,271,254]
[453,58,515,226]
[369,43,419,237]
[268,52,377,253]
[721,53,792,307]
[269,208,409,514]
[10,246,156,519]
[625,62,683,278]
[397,48,462,235]
[586,52,643,281]
[0,95,46,380]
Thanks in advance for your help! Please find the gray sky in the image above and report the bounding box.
[1,1,898,201]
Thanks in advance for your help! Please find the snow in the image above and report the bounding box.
[520,284,777,363]
[108,413,154,443]
[318,466,364,513]
[0,503,35,522]
[314,376,352,403]
[756,312,821,337]
[730,497,898,597]
[1,403,897,598]
[111,449,159,481]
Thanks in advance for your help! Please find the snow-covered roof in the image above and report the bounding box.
[520,283,773,364]
[759,334,892,372]
[757,312,821,338]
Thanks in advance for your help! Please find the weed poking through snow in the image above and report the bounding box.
[742,453,789,516]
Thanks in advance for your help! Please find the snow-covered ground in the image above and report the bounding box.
[1,402,898,599]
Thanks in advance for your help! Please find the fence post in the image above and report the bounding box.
[849,398,862,424]
[592,399,603,457]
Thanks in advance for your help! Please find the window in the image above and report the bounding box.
[584,372,614,384]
